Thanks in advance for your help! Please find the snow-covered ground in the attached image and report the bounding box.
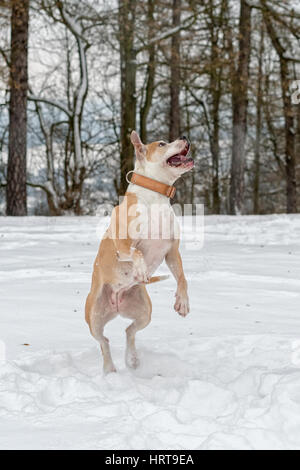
[1,215,300,450]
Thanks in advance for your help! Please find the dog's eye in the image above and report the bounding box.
[158,142,166,147]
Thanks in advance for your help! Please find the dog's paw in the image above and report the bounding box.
[103,362,117,375]
[133,256,149,284]
[174,292,190,317]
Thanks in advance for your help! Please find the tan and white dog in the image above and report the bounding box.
[85,131,194,374]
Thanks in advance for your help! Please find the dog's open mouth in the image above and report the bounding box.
[166,144,194,168]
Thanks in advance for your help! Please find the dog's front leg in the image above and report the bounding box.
[110,201,148,283]
[165,241,190,317]
[114,238,149,284]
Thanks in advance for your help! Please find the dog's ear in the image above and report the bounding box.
[130,131,146,160]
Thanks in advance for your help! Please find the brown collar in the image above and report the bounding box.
[129,172,176,199]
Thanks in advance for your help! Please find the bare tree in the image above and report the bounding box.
[118,0,137,195]
[207,0,227,214]
[139,0,155,143]
[6,0,29,215]
[253,21,264,214]
[28,0,92,214]
[229,0,252,215]
[262,2,297,213]
[169,0,181,141]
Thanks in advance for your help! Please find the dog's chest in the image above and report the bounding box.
[138,238,173,274]
[133,203,178,273]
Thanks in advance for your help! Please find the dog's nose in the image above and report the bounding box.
[179,136,187,141]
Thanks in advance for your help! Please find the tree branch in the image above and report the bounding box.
[28,95,71,117]
[135,10,198,54]
[0,48,10,67]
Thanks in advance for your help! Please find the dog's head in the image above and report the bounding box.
[130,131,194,184]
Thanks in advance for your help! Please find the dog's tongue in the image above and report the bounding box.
[168,155,182,166]
[167,154,194,167]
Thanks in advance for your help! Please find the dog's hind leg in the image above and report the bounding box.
[85,285,117,374]
[120,285,152,369]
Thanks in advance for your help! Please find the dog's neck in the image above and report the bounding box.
[127,182,172,206]
[127,167,178,205]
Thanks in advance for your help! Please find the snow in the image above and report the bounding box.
[1,214,300,450]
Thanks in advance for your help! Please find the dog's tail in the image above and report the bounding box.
[145,275,170,284]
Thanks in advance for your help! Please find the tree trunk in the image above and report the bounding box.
[6,0,29,216]
[208,0,225,214]
[263,73,284,173]
[297,98,300,182]
[253,23,264,215]
[140,0,155,143]
[284,85,297,213]
[229,0,251,215]
[169,0,181,142]
[263,6,297,213]
[119,0,137,195]
[211,102,221,214]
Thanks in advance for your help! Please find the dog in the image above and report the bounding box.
[85,131,194,374]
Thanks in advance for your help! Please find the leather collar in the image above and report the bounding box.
[129,172,176,199]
